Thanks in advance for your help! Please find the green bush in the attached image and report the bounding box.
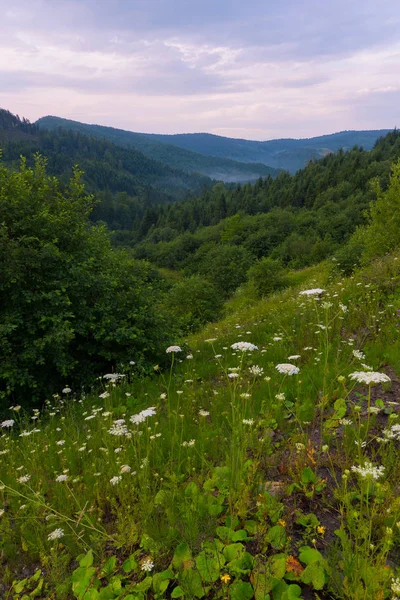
[247,257,287,298]
[189,244,253,297]
[0,156,173,405]
[362,159,400,262]
[164,275,223,333]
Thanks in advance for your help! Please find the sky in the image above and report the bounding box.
[1,0,399,140]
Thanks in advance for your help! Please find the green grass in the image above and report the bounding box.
[1,253,400,599]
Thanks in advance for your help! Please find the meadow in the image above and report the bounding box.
[1,252,400,600]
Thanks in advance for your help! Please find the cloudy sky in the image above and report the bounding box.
[1,0,399,139]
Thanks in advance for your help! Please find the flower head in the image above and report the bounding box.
[276,363,300,376]
[1,420,14,428]
[48,528,64,541]
[349,371,391,385]
[141,557,154,572]
[231,342,258,352]
[299,288,325,296]
[166,345,182,353]
[351,461,385,480]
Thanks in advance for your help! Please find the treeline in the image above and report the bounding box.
[132,131,400,285]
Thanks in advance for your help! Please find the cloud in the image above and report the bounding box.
[1,0,399,138]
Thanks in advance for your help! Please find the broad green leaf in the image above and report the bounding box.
[195,550,224,583]
[301,467,316,485]
[171,585,185,598]
[100,556,117,578]
[80,550,94,568]
[300,563,325,590]
[266,525,287,550]
[223,543,245,562]
[229,580,254,600]
[173,543,192,570]
[122,555,138,573]
[298,546,323,565]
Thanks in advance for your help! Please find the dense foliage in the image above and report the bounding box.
[0,156,173,404]
[134,131,400,294]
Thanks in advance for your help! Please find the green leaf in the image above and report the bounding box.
[122,555,138,573]
[173,543,192,570]
[180,569,205,598]
[270,555,286,579]
[301,467,316,485]
[223,543,245,562]
[266,525,287,550]
[135,576,152,593]
[300,563,325,590]
[298,546,323,565]
[333,398,347,418]
[80,549,94,568]
[100,556,117,578]
[229,580,254,600]
[232,529,249,542]
[195,550,224,583]
[282,584,302,599]
[171,585,185,598]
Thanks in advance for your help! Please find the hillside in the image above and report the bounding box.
[0,109,214,229]
[36,116,281,182]
[145,129,393,172]
[130,130,400,271]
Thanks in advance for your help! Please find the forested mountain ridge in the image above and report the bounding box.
[145,129,393,172]
[0,109,216,232]
[132,130,400,291]
[36,115,281,182]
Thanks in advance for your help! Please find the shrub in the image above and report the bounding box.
[164,275,223,333]
[247,257,287,298]
[0,156,173,406]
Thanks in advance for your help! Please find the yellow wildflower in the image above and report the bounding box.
[317,525,326,536]
[221,574,231,584]
[278,519,286,527]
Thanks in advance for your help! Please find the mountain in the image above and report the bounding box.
[144,129,394,173]
[36,116,281,182]
[0,109,211,204]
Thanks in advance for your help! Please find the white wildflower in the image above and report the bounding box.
[230,342,258,352]
[1,420,14,428]
[62,387,71,394]
[276,363,300,376]
[110,476,122,485]
[242,418,254,425]
[288,355,301,360]
[352,350,366,360]
[228,373,239,379]
[249,365,264,376]
[18,475,31,484]
[299,288,325,296]
[48,528,64,541]
[198,409,210,417]
[56,440,65,446]
[186,354,193,359]
[351,462,385,480]
[141,557,154,572]
[130,407,156,425]
[349,371,391,385]
[55,475,68,482]
[120,465,131,473]
[166,345,182,353]
[108,421,129,436]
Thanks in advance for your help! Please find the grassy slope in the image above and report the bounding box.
[1,255,400,598]
[36,116,281,182]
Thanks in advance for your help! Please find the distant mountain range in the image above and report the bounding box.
[36,116,393,174]
[144,129,394,173]
[36,116,280,182]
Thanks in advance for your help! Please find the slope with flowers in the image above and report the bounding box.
[1,246,400,599]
